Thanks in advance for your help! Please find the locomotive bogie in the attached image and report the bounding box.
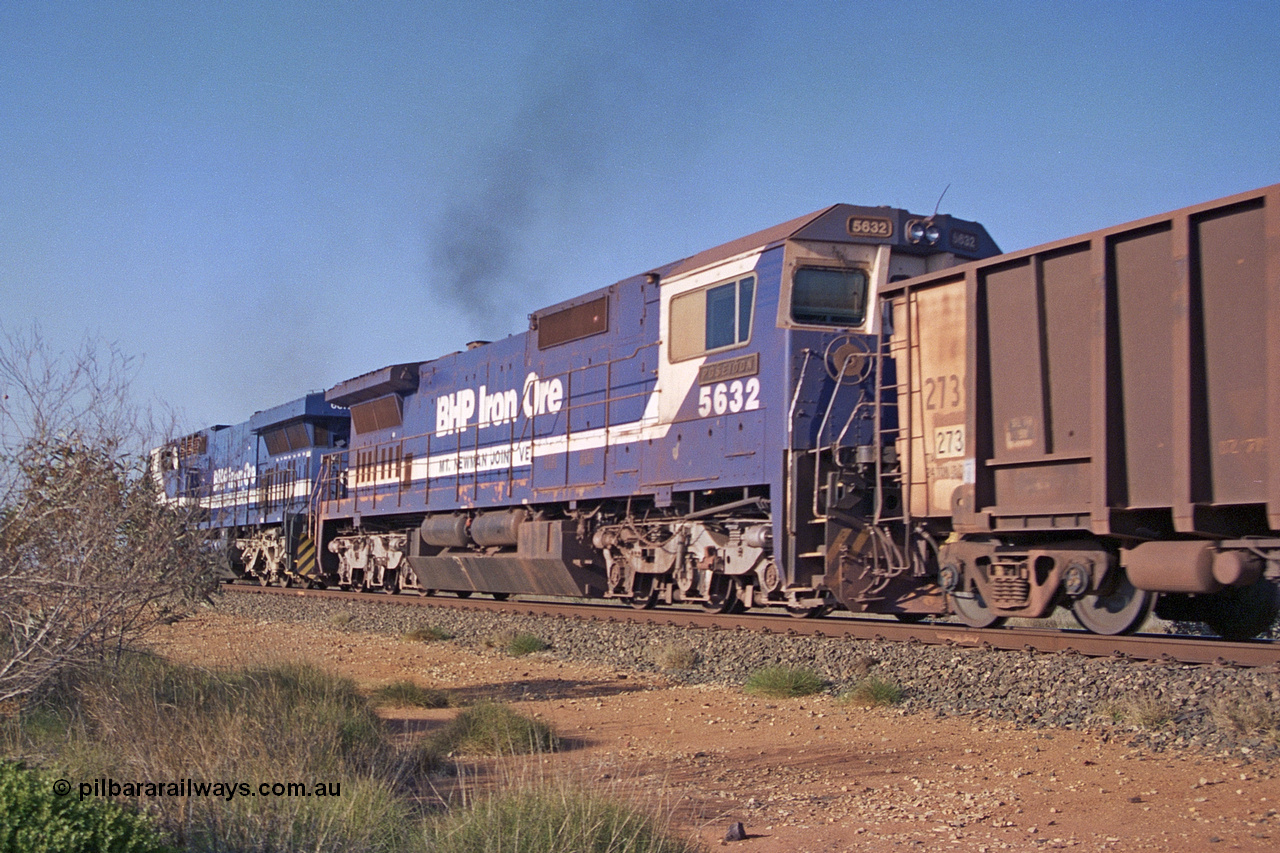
[235,528,290,587]
[593,512,773,610]
[328,531,408,591]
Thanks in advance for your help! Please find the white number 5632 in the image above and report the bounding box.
[698,378,760,417]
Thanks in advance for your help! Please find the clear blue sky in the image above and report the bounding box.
[3,1,1277,429]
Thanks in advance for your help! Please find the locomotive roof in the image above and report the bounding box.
[249,391,345,431]
[326,204,1001,401]
[656,203,999,281]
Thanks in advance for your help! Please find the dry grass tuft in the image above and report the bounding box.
[648,641,698,672]
[370,680,450,709]
[402,624,454,643]
[839,676,903,707]
[1099,691,1176,729]
[484,630,549,657]
[1210,692,1280,744]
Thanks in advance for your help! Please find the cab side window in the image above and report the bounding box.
[670,275,755,362]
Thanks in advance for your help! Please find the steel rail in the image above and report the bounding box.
[221,584,1280,669]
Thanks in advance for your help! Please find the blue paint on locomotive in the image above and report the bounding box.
[157,391,348,532]
[315,204,992,591]
[186,201,1003,596]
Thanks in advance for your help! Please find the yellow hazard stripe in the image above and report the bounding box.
[294,536,317,579]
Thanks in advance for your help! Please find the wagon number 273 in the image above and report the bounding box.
[924,374,961,410]
[698,379,761,416]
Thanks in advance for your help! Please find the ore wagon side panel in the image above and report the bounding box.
[883,183,1280,538]
[980,243,1096,523]
[1117,189,1278,535]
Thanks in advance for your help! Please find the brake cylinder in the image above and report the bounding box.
[1123,541,1220,593]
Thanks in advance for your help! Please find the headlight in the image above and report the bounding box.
[924,224,941,245]
[907,220,926,243]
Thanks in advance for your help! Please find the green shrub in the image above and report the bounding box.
[426,785,698,853]
[506,633,549,657]
[742,665,826,698]
[839,676,903,707]
[0,761,175,853]
[402,625,454,642]
[370,681,450,709]
[420,702,558,768]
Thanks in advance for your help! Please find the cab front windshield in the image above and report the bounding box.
[790,267,868,327]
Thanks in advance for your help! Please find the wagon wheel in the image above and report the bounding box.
[1201,579,1280,641]
[491,592,510,601]
[786,595,833,618]
[1071,571,1153,635]
[949,584,1005,629]
[453,590,473,599]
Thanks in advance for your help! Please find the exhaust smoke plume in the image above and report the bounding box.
[428,64,612,340]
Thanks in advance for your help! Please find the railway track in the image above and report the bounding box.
[221,583,1280,669]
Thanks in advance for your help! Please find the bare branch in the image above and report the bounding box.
[0,325,216,708]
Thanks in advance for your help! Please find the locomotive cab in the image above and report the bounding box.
[644,205,1000,616]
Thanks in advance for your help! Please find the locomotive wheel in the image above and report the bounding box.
[949,586,1005,629]
[1071,572,1153,635]
[628,575,658,610]
[701,576,739,613]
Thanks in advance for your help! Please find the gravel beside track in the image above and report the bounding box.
[210,590,1280,762]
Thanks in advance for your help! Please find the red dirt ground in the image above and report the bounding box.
[145,611,1279,852]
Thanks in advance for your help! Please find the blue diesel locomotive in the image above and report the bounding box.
[310,203,998,620]
[153,393,349,584]
[158,186,1280,639]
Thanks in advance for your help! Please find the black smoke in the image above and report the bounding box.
[428,61,614,339]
